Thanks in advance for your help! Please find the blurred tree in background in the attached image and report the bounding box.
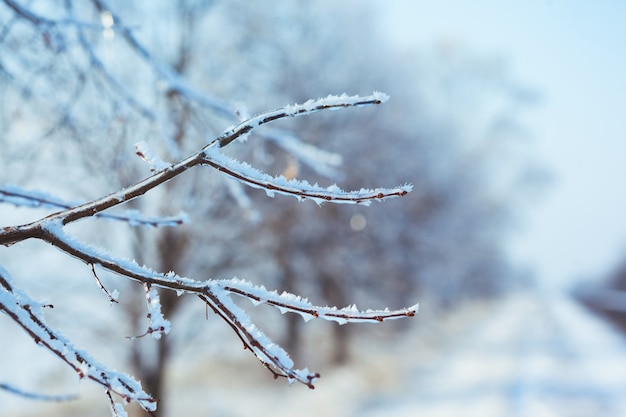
[0,0,538,415]
[574,255,626,334]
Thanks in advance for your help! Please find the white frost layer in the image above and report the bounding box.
[218,278,418,325]
[0,265,155,412]
[203,147,412,206]
[134,141,172,172]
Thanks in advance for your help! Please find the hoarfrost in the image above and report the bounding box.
[203,147,411,205]
[145,285,171,339]
[134,141,172,172]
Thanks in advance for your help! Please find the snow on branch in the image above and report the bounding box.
[198,279,417,388]
[199,289,320,388]
[203,146,411,205]
[217,279,418,325]
[211,92,390,149]
[28,220,416,391]
[134,141,172,173]
[0,92,405,240]
[133,283,171,340]
[0,267,156,413]
[198,93,409,205]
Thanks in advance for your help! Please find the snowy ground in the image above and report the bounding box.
[4,291,626,417]
[356,293,626,417]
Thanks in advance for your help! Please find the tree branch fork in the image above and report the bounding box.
[0,93,416,414]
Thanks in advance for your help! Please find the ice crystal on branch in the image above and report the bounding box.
[0,267,156,413]
[140,283,171,340]
[202,146,412,205]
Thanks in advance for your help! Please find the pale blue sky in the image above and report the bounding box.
[381,1,626,289]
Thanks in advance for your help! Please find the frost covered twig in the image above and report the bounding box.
[0,93,415,414]
[210,92,390,149]
[203,146,411,205]
[0,267,156,413]
[33,221,415,388]
[220,279,418,324]
[134,283,171,340]
[0,93,401,245]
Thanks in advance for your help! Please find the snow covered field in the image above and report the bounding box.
[4,291,626,417]
[356,293,626,417]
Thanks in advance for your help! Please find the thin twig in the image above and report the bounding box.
[90,263,118,303]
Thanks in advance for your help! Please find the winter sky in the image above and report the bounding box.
[380,1,626,290]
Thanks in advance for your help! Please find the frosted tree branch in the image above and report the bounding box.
[203,146,411,205]
[211,92,390,149]
[0,267,156,413]
[0,93,415,414]
[137,282,171,340]
[0,92,401,247]
[4,0,356,176]
[34,220,415,389]
[219,279,418,324]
